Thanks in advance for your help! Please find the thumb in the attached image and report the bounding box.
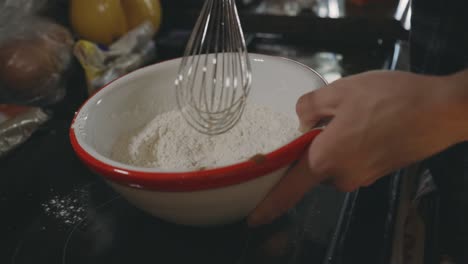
[296,86,340,131]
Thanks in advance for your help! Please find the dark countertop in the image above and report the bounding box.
[4,0,467,261]
[0,31,400,263]
[1,1,413,262]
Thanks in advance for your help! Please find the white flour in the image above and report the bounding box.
[112,103,300,170]
[41,188,89,226]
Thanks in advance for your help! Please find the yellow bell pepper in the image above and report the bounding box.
[121,0,162,34]
[70,0,162,46]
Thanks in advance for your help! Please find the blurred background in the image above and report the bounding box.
[0,0,411,109]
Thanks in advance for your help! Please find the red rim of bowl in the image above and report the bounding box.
[69,54,325,192]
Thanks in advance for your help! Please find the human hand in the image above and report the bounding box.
[248,70,468,227]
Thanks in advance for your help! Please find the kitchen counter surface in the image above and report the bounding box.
[1,31,401,263]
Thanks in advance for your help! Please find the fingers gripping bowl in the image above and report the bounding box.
[70,54,326,226]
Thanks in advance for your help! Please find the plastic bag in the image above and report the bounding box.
[0,104,50,157]
[74,21,156,95]
[0,2,74,106]
[0,0,49,16]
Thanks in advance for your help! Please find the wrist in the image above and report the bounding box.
[438,69,468,142]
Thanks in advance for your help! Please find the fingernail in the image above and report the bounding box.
[247,212,261,227]
[247,210,267,227]
[298,123,310,133]
[249,207,277,227]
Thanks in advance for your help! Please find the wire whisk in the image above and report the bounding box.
[175,0,252,135]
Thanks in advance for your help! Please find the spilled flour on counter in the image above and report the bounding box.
[111,103,300,170]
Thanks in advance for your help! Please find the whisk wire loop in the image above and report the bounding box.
[175,0,252,135]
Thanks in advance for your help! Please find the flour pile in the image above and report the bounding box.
[111,103,300,170]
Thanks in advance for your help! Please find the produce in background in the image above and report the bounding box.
[0,11,74,105]
[74,22,157,95]
[70,0,162,46]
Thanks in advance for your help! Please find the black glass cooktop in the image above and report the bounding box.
[7,174,353,264]
[1,30,399,264]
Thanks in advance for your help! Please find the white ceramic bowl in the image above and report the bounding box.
[70,53,326,226]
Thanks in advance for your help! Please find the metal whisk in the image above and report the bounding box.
[175,0,252,135]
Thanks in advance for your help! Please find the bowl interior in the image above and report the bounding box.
[72,54,326,172]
